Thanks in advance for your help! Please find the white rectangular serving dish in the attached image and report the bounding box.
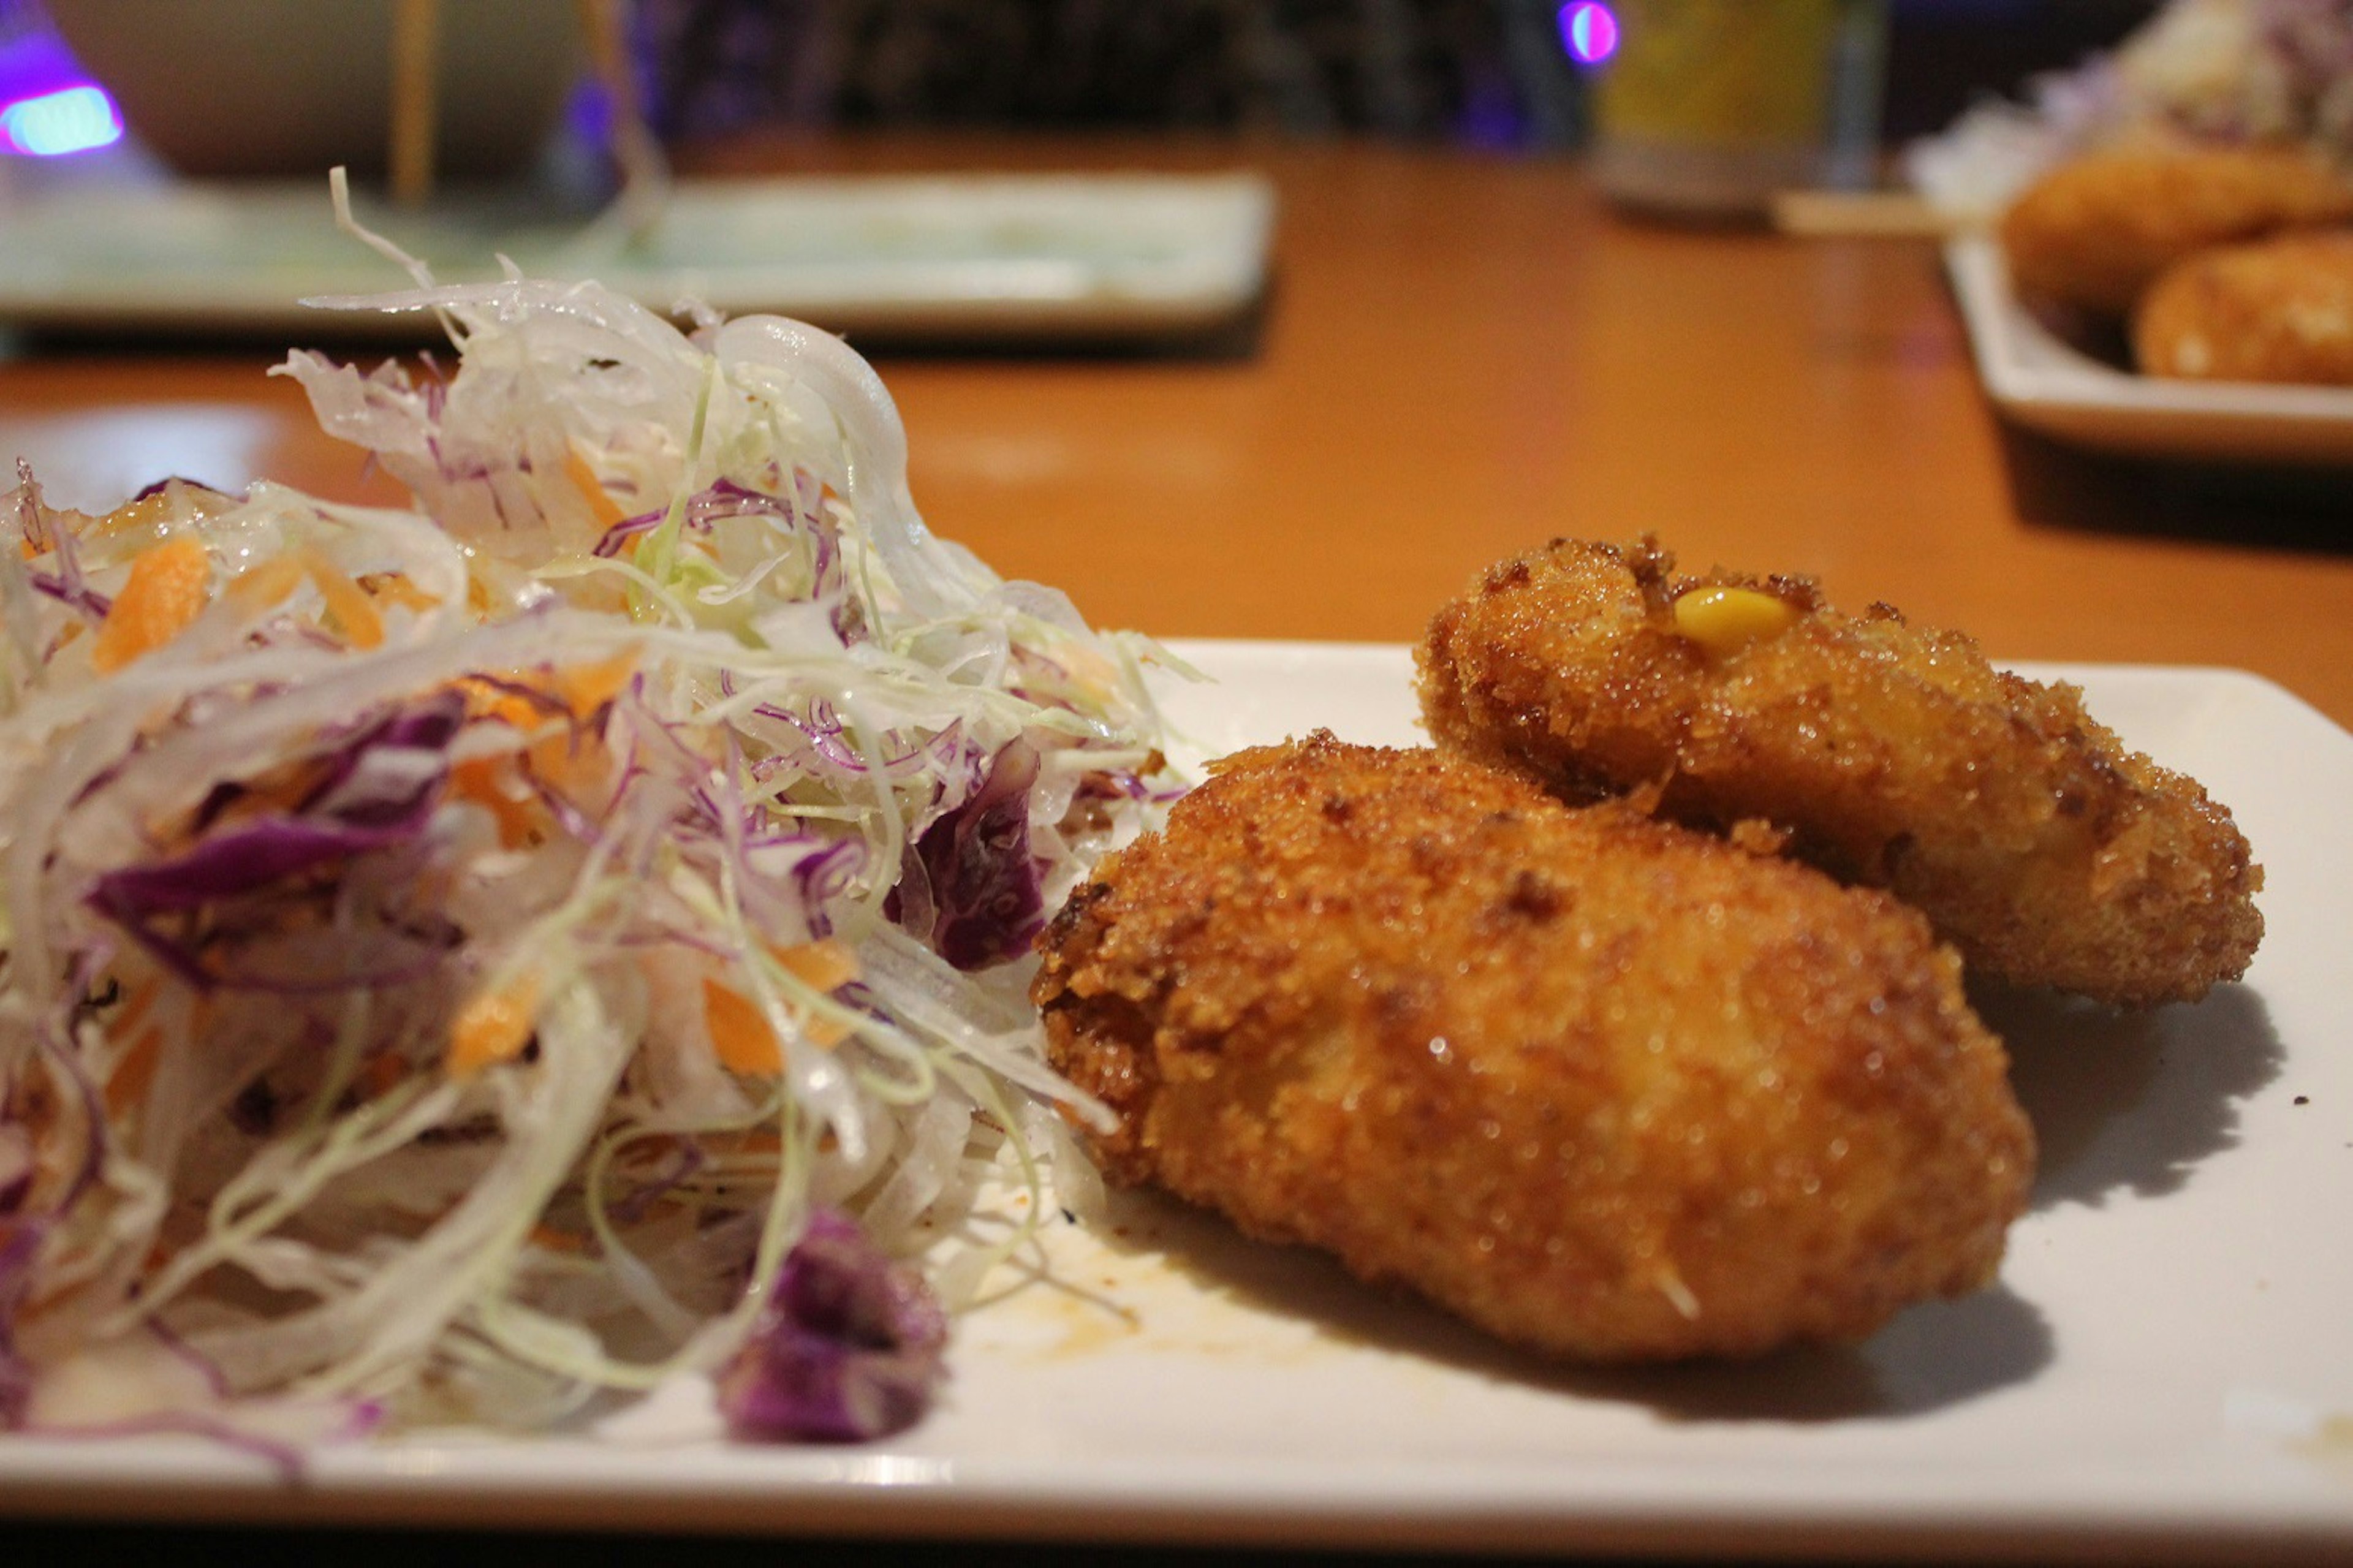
[3,640,2349,1562]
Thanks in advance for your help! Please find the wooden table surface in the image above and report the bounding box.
[7,134,2351,733]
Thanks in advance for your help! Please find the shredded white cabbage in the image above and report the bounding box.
[0,224,1185,1441]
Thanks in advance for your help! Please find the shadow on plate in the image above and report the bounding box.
[1995,422,2353,556]
[1971,979,2283,1211]
[1082,1183,2052,1427]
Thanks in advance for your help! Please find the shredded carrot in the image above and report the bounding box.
[707,1129,784,1159]
[551,651,635,719]
[104,1025,165,1118]
[564,448,629,529]
[456,675,542,730]
[225,554,307,613]
[91,487,192,544]
[702,941,860,1072]
[447,754,542,848]
[442,657,637,846]
[774,941,856,1047]
[107,975,160,1038]
[447,973,541,1078]
[529,1222,589,1255]
[773,937,857,994]
[225,758,331,826]
[150,747,330,844]
[458,653,635,731]
[359,1051,408,1099]
[91,534,212,673]
[99,977,166,1116]
[10,1073,56,1154]
[358,570,442,613]
[702,979,782,1075]
[299,549,385,650]
[522,658,635,794]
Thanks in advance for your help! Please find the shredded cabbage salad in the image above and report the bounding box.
[1908,0,2353,217]
[0,201,1188,1453]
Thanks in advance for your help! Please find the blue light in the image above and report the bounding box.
[1558,2,1620,66]
[0,83,123,157]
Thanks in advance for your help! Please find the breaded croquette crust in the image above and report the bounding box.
[1999,145,2353,316]
[2135,230,2353,384]
[1418,539,2262,1007]
[1033,735,2033,1362]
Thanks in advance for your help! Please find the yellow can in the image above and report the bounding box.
[1588,0,1887,219]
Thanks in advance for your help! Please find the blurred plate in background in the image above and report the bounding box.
[0,172,1275,343]
[1946,235,2353,468]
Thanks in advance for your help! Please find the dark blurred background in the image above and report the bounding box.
[0,0,2172,174]
[632,0,2169,151]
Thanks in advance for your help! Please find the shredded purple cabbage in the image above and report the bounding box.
[87,691,468,988]
[0,1140,28,1217]
[591,477,842,594]
[26,477,106,624]
[26,570,112,623]
[0,1221,43,1428]
[716,1209,947,1443]
[896,737,1045,971]
[127,477,235,505]
[90,691,461,925]
[93,818,419,923]
[608,1143,710,1227]
[591,506,667,558]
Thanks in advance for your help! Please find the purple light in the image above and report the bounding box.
[0,83,121,156]
[1559,2,1620,66]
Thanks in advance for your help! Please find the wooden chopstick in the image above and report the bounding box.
[1771,189,1976,238]
[390,0,441,206]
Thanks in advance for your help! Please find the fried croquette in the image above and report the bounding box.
[1418,538,2262,1007]
[1033,734,2033,1363]
[1999,145,2353,316]
[2134,229,2353,384]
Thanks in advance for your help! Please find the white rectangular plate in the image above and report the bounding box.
[1946,234,2353,466]
[4,640,2351,1561]
[0,173,1274,341]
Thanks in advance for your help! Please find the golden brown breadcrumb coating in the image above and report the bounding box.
[1418,538,2262,1007]
[2000,145,2353,316]
[1033,734,2033,1362]
[2134,229,2353,384]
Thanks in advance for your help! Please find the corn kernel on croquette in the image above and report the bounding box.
[1418,538,2263,1007]
[1033,735,2033,1362]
